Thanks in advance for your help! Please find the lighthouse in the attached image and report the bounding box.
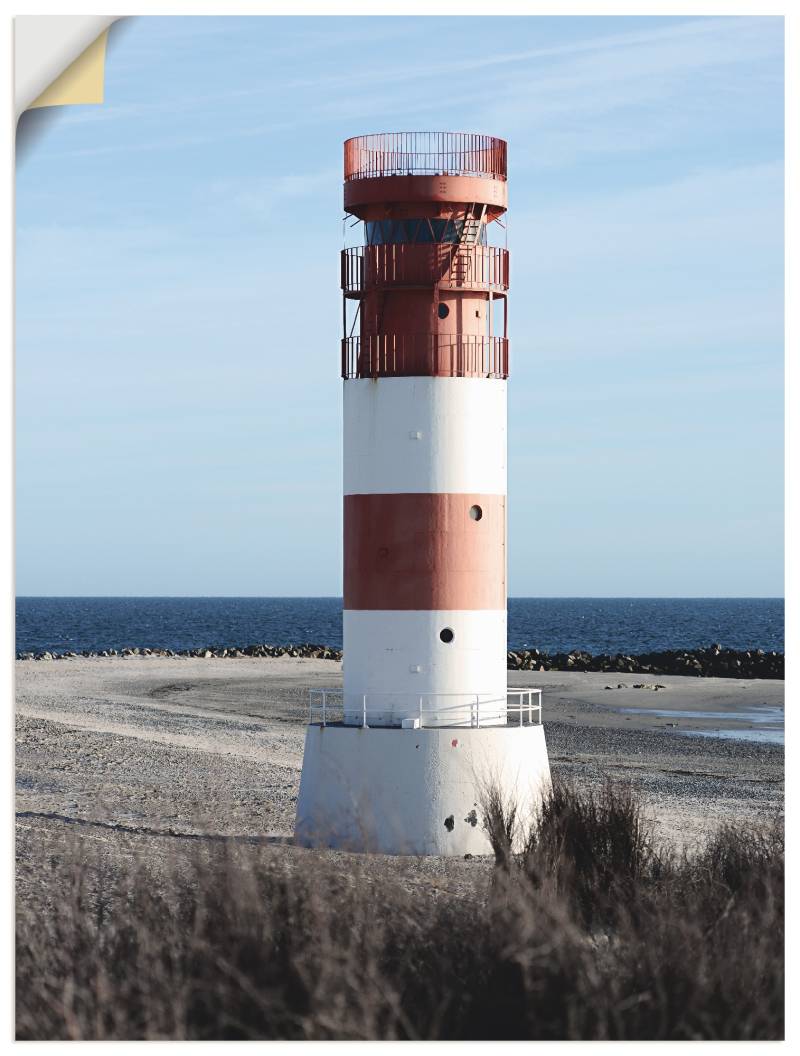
[295,132,551,856]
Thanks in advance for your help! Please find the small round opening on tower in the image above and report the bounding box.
[469,504,483,521]
[437,303,450,319]
[439,627,455,644]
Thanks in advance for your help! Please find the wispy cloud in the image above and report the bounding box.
[511,160,783,362]
[42,15,782,167]
[286,15,777,91]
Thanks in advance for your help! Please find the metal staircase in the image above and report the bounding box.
[449,204,485,286]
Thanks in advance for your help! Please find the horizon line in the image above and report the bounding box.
[15,594,785,601]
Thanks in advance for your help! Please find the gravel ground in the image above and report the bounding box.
[15,657,783,890]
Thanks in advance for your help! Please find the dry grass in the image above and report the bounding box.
[16,778,784,1040]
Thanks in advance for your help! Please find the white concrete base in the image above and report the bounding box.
[294,724,551,856]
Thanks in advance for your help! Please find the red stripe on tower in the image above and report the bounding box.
[344,492,506,611]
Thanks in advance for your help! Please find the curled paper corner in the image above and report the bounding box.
[14,16,122,120]
[28,29,110,111]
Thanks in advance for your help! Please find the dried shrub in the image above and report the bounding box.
[16,780,784,1041]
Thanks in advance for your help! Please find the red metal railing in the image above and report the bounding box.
[344,133,507,182]
[341,245,509,293]
[341,334,508,380]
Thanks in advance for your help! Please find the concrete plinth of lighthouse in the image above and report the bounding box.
[294,724,551,857]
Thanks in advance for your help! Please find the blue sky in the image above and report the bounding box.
[15,15,784,597]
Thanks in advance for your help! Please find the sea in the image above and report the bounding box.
[15,597,784,657]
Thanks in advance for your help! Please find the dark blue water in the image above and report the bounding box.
[15,597,784,656]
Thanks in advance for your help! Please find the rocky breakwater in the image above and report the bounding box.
[506,644,783,680]
[15,642,783,679]
[16,643,343,662]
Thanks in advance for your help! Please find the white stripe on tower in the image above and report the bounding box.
[344,377,506,495]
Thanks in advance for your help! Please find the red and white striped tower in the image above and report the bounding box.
[295,133,550,856]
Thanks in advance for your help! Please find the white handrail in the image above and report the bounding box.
[307,687,542,729]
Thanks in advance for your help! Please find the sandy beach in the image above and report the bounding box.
[15,655,783,873]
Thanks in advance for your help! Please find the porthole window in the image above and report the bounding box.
[440,627,455,644]
[469,504,483,521]
[438,303,450,319]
